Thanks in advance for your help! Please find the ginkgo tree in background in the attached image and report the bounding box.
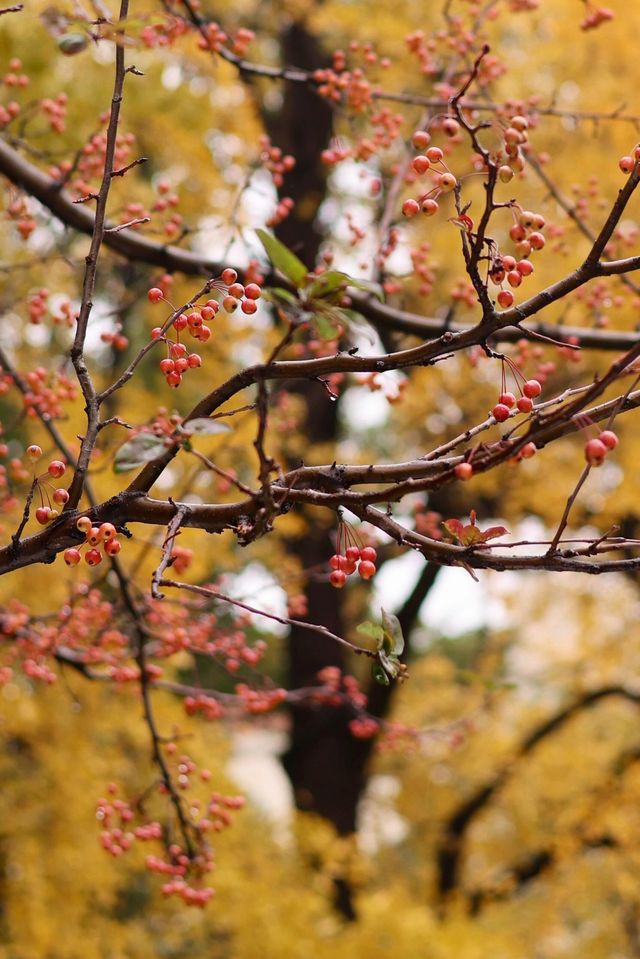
[2,0,640,952]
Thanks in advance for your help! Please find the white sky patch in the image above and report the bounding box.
[339,385,390,431]
[225,562,289,637]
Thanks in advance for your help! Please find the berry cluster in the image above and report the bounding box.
[580,4,614,30]
[329,545,378,588]
[496,114,530,180]
[64,517,122,567]
[149,269,262,388]
[491,374,542,423]
[584,429,618,466]
[402,139,458,218]
[25,446,69,525]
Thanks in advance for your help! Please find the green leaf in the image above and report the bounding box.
[256,229,308,287]
[372,661,390,686]
[343,276,384,300]
[381,608,404,657]
[180,418,232,436]
[113,433,167,473]
[261,287,298,306]
[313,311,339,341]
[357,621,384,646]
[305,271,351,300]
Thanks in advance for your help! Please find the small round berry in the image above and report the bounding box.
[221,268,237,285]
[329,553,344,570]
[507,270,522,288]
[52,488,69,505]
[76,516,92,534]
[169,343,187,358]
[187,353,202,368]
[85,548,103,566]
[585,438,607,466]
[345,546,361,562]
[437,172,457,192]
[35,506,51,525]
[147,288,164,303]
[104,538,121,556]
[499,392,516,408]
[26,445,42,461]
[87,526,103,546]
[528,231,545,251]
[517,396,533,413]
[47,460,66,478]
[426,146,443,163]
[99,522,117,541]
[411,130,430,150]
[159,359,175,375]
[521,442,536,458]
[492,403,511,422]
[330,569,347,589]
[223,296,238,312]
[244,283,262,300]
[619,155,635,174]
[412,155,430,175]
[421,198,439,216]
[516,259,534,277]
[359,546,377,563]
[523,379,542,398]
[499,165,515,183]
[599,430,619,450]
[241,299,258,315]
[402,198,420,217]
[174,358,189,374]
[151,327,164,340]
[358,560,376,580]
[455,462,473,480]
[227,282,245,298]
[497,290,514,308]
[63,547,81,567]
[166,372,182,388]
[442,117,460,137]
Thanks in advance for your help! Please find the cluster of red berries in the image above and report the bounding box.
[584,429,618,466]
[25,446,69,525]
[64,518,122,567]
[491,376,542,423]
[23,367,77,418]
[580,5,614,30]
[402,137,458,218]
[28,288,75,328]
[496,114,529,180]
[329,545,378,588]
[149,270,262,388]
[258,135,296,188]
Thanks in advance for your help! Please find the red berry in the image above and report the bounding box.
[241,299,258,315]
[358,560,376,580]
[619,155,635,174]
[497,290,514,309]
[412,155,430,175]
[159,359,175,374]
[223,296,238,312]
[221,268,237,285]
[330,569,347,588]
[147,288,163,303]
[244,283,262,300]
[426,146,443,163]
[523,379,542,398]
[521,442,536,458]
[228,283,245,298]
[26,444,42,461]
[329,553,343,570]
[411,130,430,150]
[517,396,534,413]
[174,358,189,373]
[529,231,545,251]
[516,259,534,276]
[345,546,360,562]
[492,403,511,422]
[455,462,473,480]
[85,548,103,566]
[187,353,202,368]
[104,539,121,556]
[599,430,618,450]
[99,522,116,541]
[499,392,516,408]
[166,372,182,388]
[35,506,51,525]
[47,460,66,478]
[360,546,377,563]
[402,198,420,217]
[52,488,69,505]
[76,516,92,534]
[63,547,81,566]
[507,270,522,288]
[151,327,163,339]
[585,438,607,466]
[421,198,439,216]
